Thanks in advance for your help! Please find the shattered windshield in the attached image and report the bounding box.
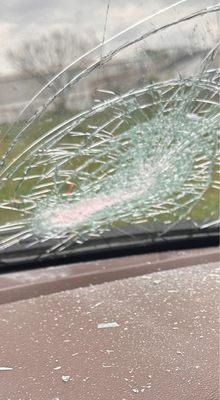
[0,0,219,258]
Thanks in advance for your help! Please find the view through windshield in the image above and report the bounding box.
[0,0,219,257]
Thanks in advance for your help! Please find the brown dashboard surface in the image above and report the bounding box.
[0,248,219,399]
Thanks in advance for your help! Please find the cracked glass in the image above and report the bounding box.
[0,0,219,258]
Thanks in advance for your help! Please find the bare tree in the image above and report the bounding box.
[8,29,97,110]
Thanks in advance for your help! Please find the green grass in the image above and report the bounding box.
[0,108,219,228]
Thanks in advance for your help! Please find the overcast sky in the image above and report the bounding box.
[0,0,218,75]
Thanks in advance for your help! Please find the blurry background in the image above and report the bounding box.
[0,0,219,123]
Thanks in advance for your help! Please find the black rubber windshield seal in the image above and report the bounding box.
[0,220,219,272]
